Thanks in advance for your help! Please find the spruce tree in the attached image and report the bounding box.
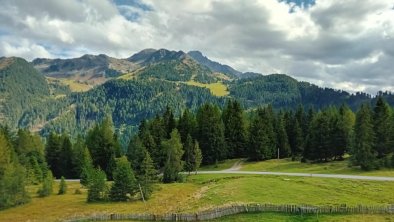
[45,132,62,179]
[177,108,197,144]
[87,168,107,202]
[222,100,247,158]
[80,147,94,187]
[139,150,157,200]
[196,103,226,164]
[248,111,271,161]
[127,136,147,177]
[59,135,73,179]
[109,156,137,201]
[193,141,202,174]
[276,113,291,158]
[373,97,391,158]
[162,129,184,183]
[351,104,376,170]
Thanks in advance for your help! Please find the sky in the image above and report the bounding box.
[0,0,393,94]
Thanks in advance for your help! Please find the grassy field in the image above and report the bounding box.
[241,158,394,177]
[212,212,394,222]
[1,173,393,222]
[184,80,229,97]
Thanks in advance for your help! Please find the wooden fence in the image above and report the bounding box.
[64,203,394,222]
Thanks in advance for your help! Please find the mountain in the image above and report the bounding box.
[1,49,393,146]
[32,54,138,87]
[187,51,242,78]
[0,57,69,129]
[127,49,187,66]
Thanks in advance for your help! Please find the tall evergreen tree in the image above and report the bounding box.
[109,156,138,201]
[86,115,120,179]
[0,132,29,208]
[127,136,147,177]
[163,106,176,138]
[87,168,107,202]
[351,104,376,170]
[45,132,62,179]
[162,129,184,183]
[222,100,247,158]
[196,103,226,164]
[139,150,157,200]
[276,113,291,158]
[59,134,74,179]
[248,108,275,161]
[373,97,391,158]
[177,108,197,144]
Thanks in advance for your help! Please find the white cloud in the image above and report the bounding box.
[0,0,393,93]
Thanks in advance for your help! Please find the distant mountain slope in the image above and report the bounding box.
[0,57,69,128]
[187,51,241,78]
[127,49,187,66]
[32,54,138,86]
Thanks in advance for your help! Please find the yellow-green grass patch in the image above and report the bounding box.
[184,80,229,97]
[241,158,394,177]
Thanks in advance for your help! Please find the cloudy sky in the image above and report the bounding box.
[0,0,393,93]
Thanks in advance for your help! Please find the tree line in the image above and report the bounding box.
[2,98,394,209]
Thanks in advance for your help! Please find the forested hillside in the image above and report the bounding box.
[2,49,394,146]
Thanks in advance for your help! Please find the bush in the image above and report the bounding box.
[58,176,67,195]
[38,171,53,197]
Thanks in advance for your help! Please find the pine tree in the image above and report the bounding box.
[0,133,29,208]
[58,176,67,195]
[127,136,147,178]
[72,135,88,179]
[276,113,291,158]
[248,111,271,161]
[183,134,194,174]
[45,132,62,179]
[373,97,391,158]
[196,103,226,164]
[87,168,107,202]
[351,104,376,170]
[193,140,202,174]
[80,147,94,187]
[139,150,157,200]
[177,108,197,144]
[109,156,137,201]
[86,115,120,179]
[162,129,184,183]
[59,134,73,179]
[222,100,247,158]
[163,106,176,139]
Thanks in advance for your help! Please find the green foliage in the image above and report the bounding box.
[58,176,67,195]
[373,97,392,158]
[0,132,29,209]
[162,129,184,183]
[351,104,377,170]
[139,150,157,199]
[109,156,137,201]
[87,168,107,202]
[222,100,247,158]
[184,135,202,173]
[80,147,94,187]
[38,171,54,197]
[197,103,226,164]
[86,115,121,179]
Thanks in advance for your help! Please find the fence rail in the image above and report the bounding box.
[64,203,394,222]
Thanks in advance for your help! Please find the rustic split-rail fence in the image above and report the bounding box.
[64,203,394,221]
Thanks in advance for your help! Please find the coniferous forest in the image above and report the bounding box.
[1,98,394,209]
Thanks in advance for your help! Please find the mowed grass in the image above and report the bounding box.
[241,158,394,177]
[1,174,393,222]
[184,80,229,97]
[212,212,394,222]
